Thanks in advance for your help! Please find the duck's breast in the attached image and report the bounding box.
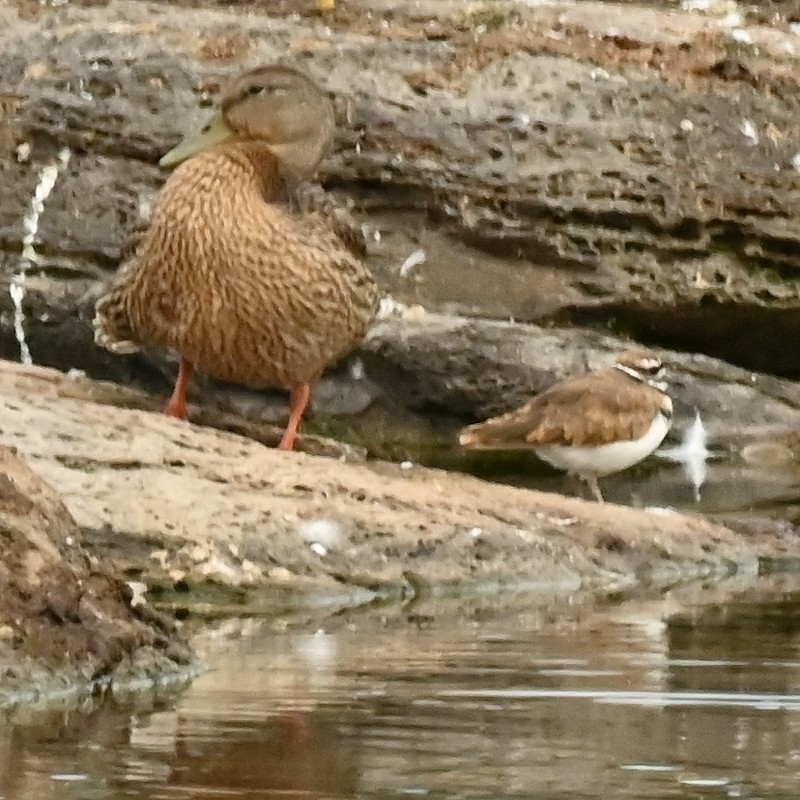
[137,168,378,388]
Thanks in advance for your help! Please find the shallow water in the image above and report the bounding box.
[448,445,800,517]
[3,583,800,800]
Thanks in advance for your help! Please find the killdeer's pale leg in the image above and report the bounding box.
[585,475,604,503]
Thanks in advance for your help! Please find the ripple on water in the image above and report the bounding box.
[3,584,800,800]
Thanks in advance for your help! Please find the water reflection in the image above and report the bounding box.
[2,578,800,800]
[139,710,359,799]
[452,440,800,515]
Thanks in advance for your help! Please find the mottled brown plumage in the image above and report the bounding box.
[94,65,379,449]
[459,350,673,501]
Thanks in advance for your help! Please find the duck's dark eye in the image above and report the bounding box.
[246,84,290,99]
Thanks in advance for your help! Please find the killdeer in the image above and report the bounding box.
[458,349,673,502]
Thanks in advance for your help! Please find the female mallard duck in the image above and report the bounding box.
[94,65,379,451]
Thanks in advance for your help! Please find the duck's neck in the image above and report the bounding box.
[219,142,297,202]
[230,139,330,198]
[152,141,317,243]
[269,133,329,189]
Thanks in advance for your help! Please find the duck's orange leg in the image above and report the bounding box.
[164,358,193,420]
[278,382,311,451]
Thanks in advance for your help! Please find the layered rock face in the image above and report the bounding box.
[1,0,800,434]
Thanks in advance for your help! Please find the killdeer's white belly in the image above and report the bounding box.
[534,413,671,478]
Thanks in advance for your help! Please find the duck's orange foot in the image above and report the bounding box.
[278,383,311,451]
[164,398,188,420]
[164,358,193,421]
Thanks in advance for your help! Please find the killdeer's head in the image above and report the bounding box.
[614,349,667,392]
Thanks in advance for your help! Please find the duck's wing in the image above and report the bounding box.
[118,214,151,264]
[92,202,159,355]
[292,183,368,258]
[93,254,144,355]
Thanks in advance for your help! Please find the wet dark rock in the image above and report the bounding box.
[0,444,193,706]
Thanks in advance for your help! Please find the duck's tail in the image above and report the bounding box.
[93,262,141,355]
[93,303,140,354]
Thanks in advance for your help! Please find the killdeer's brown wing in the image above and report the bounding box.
[459,367,671,449]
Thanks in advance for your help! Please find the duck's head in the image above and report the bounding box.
[160,65,336,184]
